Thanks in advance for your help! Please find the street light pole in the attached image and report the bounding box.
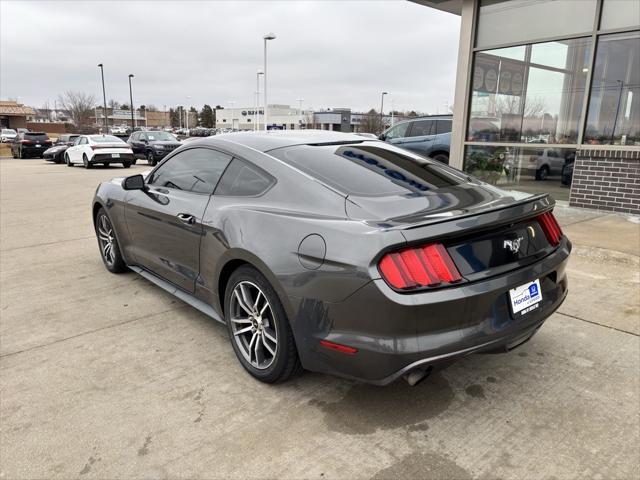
[380,91,388,132]
[128,74,135,130]
[263,33,276,131]
[256,69,264,131]
[98,64,108,132]
[297,98,304,130]
[185,96,191,131]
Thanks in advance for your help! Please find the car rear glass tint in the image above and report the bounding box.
[215,158,274,196]
[92,135,124,143]
[269,143,465,197]
[25,133,49,141]
[436,120,452,134]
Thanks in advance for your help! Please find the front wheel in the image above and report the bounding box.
[65,153,73,167]
[536,165,549,181]
[95,208,127,273]
[224,266,302,383]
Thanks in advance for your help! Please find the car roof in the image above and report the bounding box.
[187,130,375,153]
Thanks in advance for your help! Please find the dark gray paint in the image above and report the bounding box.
[93,130,571,384]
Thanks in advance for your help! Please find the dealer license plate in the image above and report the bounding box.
[111,153,120,158]
[509,279,542,316]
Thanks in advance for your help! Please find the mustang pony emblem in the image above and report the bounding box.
[504,236,524,254]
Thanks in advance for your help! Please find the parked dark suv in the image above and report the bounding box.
[379,115,452,163]
[128,130,181,165]
[11,132,52,159]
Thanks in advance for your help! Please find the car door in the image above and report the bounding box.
[401,120,436,156]
[128,132,140,156]
[382,122,411,147]
[124,147,233,292]
[547,150,564,175]
[66,135,82,162]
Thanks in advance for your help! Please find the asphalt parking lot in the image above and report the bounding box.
[1,157,639,479]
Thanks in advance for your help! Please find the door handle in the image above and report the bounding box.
[177,213,196,225]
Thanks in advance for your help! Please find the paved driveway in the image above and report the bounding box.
[1,158,638,479]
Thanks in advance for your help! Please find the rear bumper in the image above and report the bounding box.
[19,146,48,156]
[91,153,134,164]
[292,237,571,385]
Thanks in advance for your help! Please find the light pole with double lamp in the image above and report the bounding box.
[263,33,276,131]
[128,74,135,129]
[97,63,108,132]
[380,91,388,132]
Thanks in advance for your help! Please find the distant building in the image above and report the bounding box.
[216,104,311,130]
[0,100,36,129]
[313,108,400,133]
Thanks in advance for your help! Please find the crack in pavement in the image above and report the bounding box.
[557,311,639,337]
[0,305,189,359]
[0,235,95,253]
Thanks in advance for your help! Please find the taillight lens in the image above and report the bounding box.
[379,243,462,290]
[537,211,563,246]
[21,139,32,144]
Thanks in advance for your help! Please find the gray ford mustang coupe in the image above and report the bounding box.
[92,130,570,385]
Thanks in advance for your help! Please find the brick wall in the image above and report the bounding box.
[569,148,640,215]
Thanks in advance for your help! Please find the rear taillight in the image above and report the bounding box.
[379,243,462,290]
[537,211,563,246]
[21,139,32,144]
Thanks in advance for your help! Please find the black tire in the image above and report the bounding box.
[146,151,157,166]
[83,154,92,169]
[65,153,73,167]
[123,161,131,168]
[95,208,128,273]
[54,154,62,164]
[432,153,449,164]
[536,165,549,181]
[224,265,303,383]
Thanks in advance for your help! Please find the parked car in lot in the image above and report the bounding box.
[11,132,52,158]
[43,134,80,163]
[16,128,30,135]
[379,115,452,163]
[561,161,574,186]
[109,125,128,136]
[527,149,573,180]
[128,130,181,166]
[65,134,134,168]
[1,128,17,143]
[92,130,570,385]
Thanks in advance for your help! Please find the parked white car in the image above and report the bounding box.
[109,125,128,135]
[64,135,135,168]
[1,128,17,143]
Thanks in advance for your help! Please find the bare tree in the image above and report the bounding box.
[360,108,384,134]
[57,91,96,130]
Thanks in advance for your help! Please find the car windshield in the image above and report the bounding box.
[91,135,125,143]
[146,132,177,141]
[269,142,467,197]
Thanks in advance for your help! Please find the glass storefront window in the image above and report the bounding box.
[600,0,640,31]
[468,38,591,144]
[584,31,640,146]
[464,146,576,201]
[476,0,597,49]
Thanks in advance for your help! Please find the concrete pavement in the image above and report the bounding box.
[1,158,638,479]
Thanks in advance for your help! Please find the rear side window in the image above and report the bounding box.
[215,158,274,196]
[150,147,232,194]
[408,120,434,137]
[269,142,464,197]
[25,133,49,141]
[435,120,452,134]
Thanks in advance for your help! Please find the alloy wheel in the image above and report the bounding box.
[97,214,116,266]
[229,281,278,370]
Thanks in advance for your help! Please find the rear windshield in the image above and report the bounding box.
[269,142,466,197]
[24,133,49,140]
[91,135,124,143]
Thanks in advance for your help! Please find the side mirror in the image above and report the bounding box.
[122,174,147,191]
[378,134,386,141]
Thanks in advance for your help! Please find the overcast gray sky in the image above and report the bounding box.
[1,0,460,114]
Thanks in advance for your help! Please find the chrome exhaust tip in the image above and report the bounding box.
[404,367,431,387]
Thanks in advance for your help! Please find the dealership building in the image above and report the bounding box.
[414,0,639,214]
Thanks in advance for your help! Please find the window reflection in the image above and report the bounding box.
[468,38,591,144]
[464,146,575,201]
[584,32,640,146]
